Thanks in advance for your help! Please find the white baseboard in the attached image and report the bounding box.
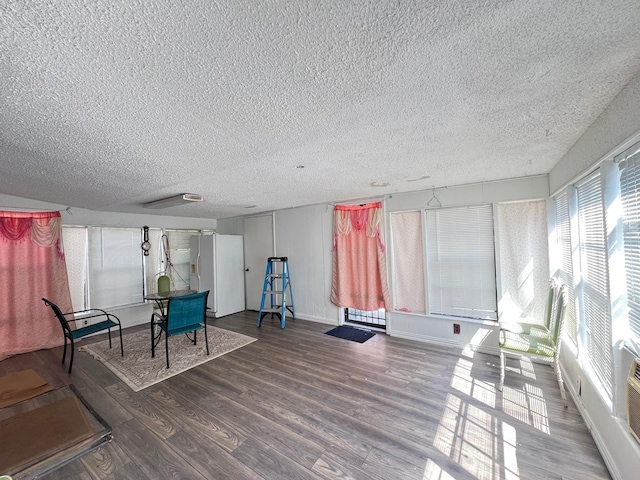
[293,313,338,326]
[563,367,622,480]
[387,329,500,356]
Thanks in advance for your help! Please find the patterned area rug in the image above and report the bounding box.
[80,326,257,391]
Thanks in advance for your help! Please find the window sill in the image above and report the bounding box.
[391,309,499,326]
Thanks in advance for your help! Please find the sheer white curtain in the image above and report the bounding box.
[62,226,87,311]
[390,211,425,313]
[497,200,549,323]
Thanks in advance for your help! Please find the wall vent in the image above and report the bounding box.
[627,358,640,444]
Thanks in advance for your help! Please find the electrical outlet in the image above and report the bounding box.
[453,323,461,334]
[83,319,88,326]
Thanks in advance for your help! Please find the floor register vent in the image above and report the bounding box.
[628,358,640,444]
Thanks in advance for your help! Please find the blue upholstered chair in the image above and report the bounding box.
[150,290,209,369]
[42,297,123,374]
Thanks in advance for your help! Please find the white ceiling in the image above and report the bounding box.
[1,1,640,219]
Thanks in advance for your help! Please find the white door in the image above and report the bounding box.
[215,235,246,317]
[244,215,274,310]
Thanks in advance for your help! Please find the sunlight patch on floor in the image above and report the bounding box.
[502,383,550,434]
[502,421,520,480]
[451,357,496,408]
[423,458,456,480]
[433,393,507,480]
[504,356,538,381]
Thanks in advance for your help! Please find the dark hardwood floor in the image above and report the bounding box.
[0,312,611,479]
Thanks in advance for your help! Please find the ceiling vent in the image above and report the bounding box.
[143,193,203,209]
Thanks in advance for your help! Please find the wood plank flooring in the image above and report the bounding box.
[0,312,611,479]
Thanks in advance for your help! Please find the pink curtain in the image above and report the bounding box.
[0,211,71,361]
[331,202,391,311]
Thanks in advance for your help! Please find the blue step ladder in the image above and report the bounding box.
[257,257,295,329]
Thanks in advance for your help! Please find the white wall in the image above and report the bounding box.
[216,216,245,235]
[550,70,640,194]
[547,72,640,480]
[274,205,339,325]
[243,175,549,353]
[384,175,549,353]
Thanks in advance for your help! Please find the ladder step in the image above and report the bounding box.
[258,256,295,329]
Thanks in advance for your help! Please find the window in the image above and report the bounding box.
[555,191,578,343]
[618,141,640,343]
[161,230,198,290]
[88,227,144,308]
[63,226,199,309]
[426,205,497,320]
[576,171,613,397]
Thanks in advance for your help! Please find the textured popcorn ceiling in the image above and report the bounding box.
[1,1,640,219]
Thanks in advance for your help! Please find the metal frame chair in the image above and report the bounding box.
[42,298,123,373]
[150,290,210,369]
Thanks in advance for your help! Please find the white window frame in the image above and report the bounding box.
[425,204,497,321]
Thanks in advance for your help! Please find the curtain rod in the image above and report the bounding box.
[0,206,65,212]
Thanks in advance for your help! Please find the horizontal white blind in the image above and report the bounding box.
[88,227,144,308]
[426,205,497,320]
[576,172,613,397]
[619,142,640,341]
[555,191,577,343]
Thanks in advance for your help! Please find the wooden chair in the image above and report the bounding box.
[42,298,123,373]
[499,278,558,336]
[498,285,568,407]
[150,290,209,369]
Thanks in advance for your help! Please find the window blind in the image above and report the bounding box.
[555,191,577,343]
[576,171,613,397]
[426,205,497,320]
[88,227,144,308]
[618,142,640,342]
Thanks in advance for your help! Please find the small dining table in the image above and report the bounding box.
[144,289,197,316]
